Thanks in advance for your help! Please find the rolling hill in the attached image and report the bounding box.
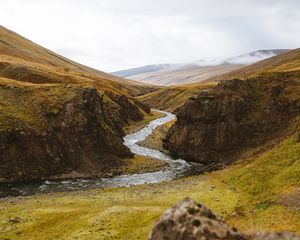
[122,63,243,86]
[112,50,289,86]
[112,64,177,78]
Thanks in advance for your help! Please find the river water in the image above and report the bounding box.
[0,110,204,198]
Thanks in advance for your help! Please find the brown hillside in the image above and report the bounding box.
[0,25,158,96]
[127,63,243,86]
[0,25,155,182]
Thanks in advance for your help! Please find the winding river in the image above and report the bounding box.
[0,110,204,198]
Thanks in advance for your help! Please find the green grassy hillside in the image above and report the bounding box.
[1,132,299,239]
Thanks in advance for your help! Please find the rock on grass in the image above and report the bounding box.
[149,198,300,240]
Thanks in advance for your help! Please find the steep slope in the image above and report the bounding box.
[164,71,300,166]
[207,48,300,82]
[0,25,158,96]
[0,25,153,182]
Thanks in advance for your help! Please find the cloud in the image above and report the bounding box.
[227,52,277,65]
[0,0,299,71]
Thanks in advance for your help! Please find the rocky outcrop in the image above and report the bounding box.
[164,73,300,165]
[105,91,148,125]
[0,85,147,182]
[149,198,300,240]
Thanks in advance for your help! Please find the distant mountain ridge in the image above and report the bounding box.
[112,64,178,78]
[112,49,290,86]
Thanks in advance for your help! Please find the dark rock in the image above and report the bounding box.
[132,98,151,114]
[105,90,145,125]
[164,75,300,165]
[149,198,300,240]
[8,216,21,224]
[0,86,147,182]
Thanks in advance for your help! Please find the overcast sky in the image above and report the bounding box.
[0,0,300,72]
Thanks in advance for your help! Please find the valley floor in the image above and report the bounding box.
[0,134,300,240]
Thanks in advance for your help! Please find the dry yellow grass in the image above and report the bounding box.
[127,63,243,86]
[0,25,158,97]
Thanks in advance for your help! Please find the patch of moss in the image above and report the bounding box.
[0,79,81,131]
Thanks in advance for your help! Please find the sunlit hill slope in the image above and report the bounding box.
[0,25,156,182]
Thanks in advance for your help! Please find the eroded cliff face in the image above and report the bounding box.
[105,90,149,125]
[0,84,147,182]
[164,72,300,165]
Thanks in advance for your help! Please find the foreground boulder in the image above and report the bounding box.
[164,72,300,165]
[149,198,300,240]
